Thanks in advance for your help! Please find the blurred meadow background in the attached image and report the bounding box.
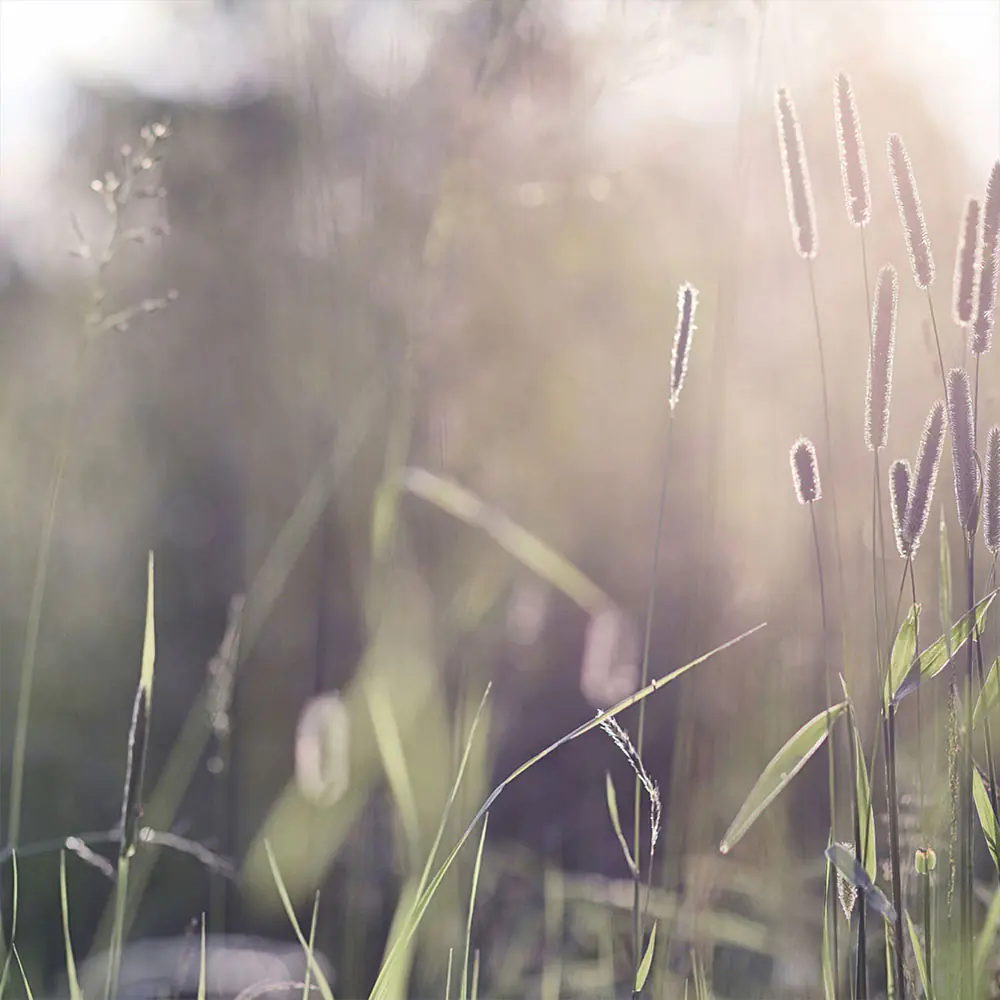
[0,0,999,997]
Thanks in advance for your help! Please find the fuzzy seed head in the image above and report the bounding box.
[775,88,818,260]
[972,161,1000,354]
[834,72,870,227]
[790,437,821,504]
[889,459,912,558]
[888,133,935,289]
[947,368,978,535]
[902,400,945,553]
[670,282,698,410]
[984,425,1000,555]
[954,198,980,326]
[865,264,898,451]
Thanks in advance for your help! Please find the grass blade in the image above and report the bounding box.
[198,914,206,1000]
[634,921,657,993]
[852,718,877,881]
[974,656,1000,728]
[460,814,489,1000]
[821,844,835,1000]
[825,842,896,923]
[605,772,638,876]
[59,852,83,1000]
[891,591,997,704]
[884,604,919,710]
[264,841,336,1000]
[0,850,19,998]
[974,765,1000,872]
[905,910,934,1000]
[719,701,848,855]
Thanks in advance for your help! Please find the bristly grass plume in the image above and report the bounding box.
[901,400,945,554]
[776,88,818,260]
[669,282,698,410]
[984,425,1000,556]
[834,71,870,228]
[888,133,935,289]
[972,161,1000,354]
[946,368,978,536]
[865,264,898,452]
[954,198,980,327]
[790,437,822,504]
[889,459,911,558]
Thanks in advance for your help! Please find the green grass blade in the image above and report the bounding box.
[605,772,638,876]
[719,701,848,855]
[13,944,34,1000]
[303,892,320,1000]
[852,718,877,882]
[974,656,1000,728]
[825,842,895,923]
[892,591,997,704]
[460,814,489,1000]
[368,624,764,1000]
[905,909,934,1000]
[401,468,608,613]
[470,951,480,1000]
[975,883,1000,983]
[974,765,1000,872]
[264,841,336,1000]
[883,604,919,710]
[445,948,454,1000]
[59,852,83,1000]
[634,921,657,993]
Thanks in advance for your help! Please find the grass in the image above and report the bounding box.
[3,32,1000,1000]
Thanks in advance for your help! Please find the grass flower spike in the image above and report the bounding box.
[954,198,980,327]
[888,133,935,289]
[776,88,818,260]
[834,71,870,228]
[790,437,822,504]
[901,400,945,554]
[972,160,1000,354]
[984,425,1000,555]
[669,282,698,410]
[865,264,898,451]
[889,459,911,557]
[947,368,978,535]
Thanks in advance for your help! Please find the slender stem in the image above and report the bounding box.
[926,290,949,403]
[848,705,868,1000]
[883,700,907,1000]
[632,414,673,996]
[810,502,840,996]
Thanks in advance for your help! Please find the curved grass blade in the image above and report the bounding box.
[198,915,206,1000]
[720,702,848,855]
[264,841,336,1000]
[821,840,835,1000]
[60,852,83,1000]
[853,720,877,881]
[460,815,489,1000]
[975,656,1000,729]
[825,842,896,924]
[605,773,639,876]
[891,591,997,704]
[975,883,1000,985]
[905,910,934,1000]
[634,922,657,993]
[0,849,19,997]
[884,604,919,710]
[974,765,1000,873]
[401,468,608,613]
[369,623,765,1000]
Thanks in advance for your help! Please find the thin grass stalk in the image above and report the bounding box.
[847,704,868,1000]
[883,699,906,1000]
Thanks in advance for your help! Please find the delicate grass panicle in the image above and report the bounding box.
[984,424,1000,555]
[954,198,980,326]
[946,367,978,535]
[888,133,935,289]
[901,400,945,553]
[865,264,898,451]
[834,71,870,227]
[790,437,822,504]
[669,282,698,410]
[889,459,912,557]
[775,88,818,260]
[972,160,1000,354]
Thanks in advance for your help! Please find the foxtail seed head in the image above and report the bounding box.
[834,72,870,228]
[902,400,945,554]
[947,368,978,536]
[776,88,818,260]
[972,161,1000,354]
[888,133,935,289]
[889,459,911,558]
[865,264,898,451]
[670,282,698,410]
[954,198,980,327]
[790,437,821,504]
[984,425,1000,555]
